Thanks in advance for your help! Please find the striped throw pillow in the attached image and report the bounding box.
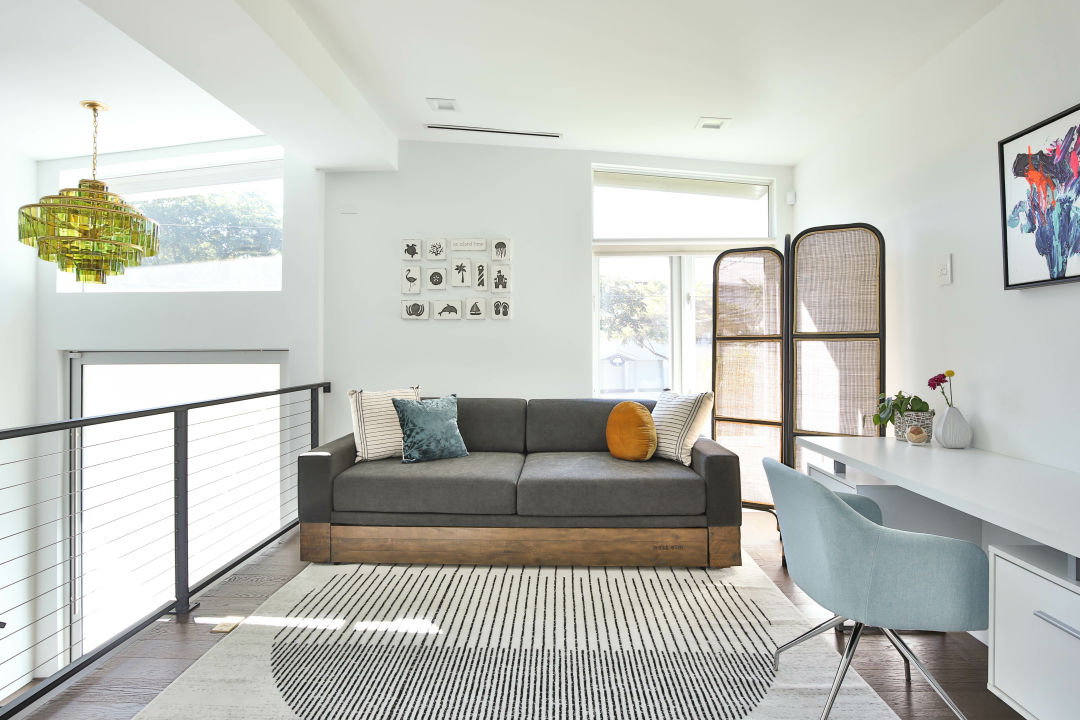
[348,387,421,462]
[651,391,714,465]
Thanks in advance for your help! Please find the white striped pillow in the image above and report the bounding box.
[651,391,714,465]
[348,387,421,462]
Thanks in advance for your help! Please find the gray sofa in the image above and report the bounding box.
[298,398,742,567]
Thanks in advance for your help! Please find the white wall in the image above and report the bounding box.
[0,147,39,699]
[33,145,325,424]
[323,140,793,439]
[0,148,36,428]
[793,0,1080,471]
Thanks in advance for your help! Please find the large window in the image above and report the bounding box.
[70,352,285,651]
[57,154,283,293]
[593,169,771,398]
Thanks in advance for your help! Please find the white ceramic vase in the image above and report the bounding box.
[936,406,973,449]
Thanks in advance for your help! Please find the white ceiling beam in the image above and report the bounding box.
[79,0,398,171]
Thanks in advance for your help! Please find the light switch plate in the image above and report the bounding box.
[935,253,952,285]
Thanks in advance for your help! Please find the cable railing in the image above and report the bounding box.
[0,381,330,718]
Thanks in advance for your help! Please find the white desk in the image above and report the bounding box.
[795,436,1080,720]
[796,436,1080,560]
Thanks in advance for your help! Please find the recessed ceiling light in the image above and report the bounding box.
[696,117,730,130]
[426,97,458,111]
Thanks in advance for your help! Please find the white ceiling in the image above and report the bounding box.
[0,0,1003,168]
[293,0,1001,165]
[0,0,260,161]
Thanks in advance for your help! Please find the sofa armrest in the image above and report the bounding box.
[691,437,741,527]
[298,434,356,523]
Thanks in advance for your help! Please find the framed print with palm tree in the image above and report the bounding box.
[451,256,473,286]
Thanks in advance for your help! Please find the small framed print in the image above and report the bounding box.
[465,298,486,319]
[401,300,429,320]
[473,261,488,291]
[401,239,422,261]
[401,264,421,294]
[433,300,462,319]
[491,238,512,261]
[424,239,448,260]
[450,256,472,287]
[450,238,487,252]
[491,298,512,320]
[425,266,448,290]
[491,263,511,293]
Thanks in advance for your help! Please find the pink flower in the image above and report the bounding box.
[927,373,948,390]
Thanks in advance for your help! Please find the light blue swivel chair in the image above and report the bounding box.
[763,458,988,720]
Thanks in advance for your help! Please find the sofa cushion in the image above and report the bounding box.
[348,386,420,462]
[456,398,527,453]
[393,395,469,463]
[517,452,705,517]
[652,390,714,465]
[334,452,523,515]
[606,401,657,461]
[526,399,657,453]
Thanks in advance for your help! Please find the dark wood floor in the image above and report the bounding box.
[12,513,1021,719]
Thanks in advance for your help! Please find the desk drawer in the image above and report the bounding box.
[993,555,1080,720]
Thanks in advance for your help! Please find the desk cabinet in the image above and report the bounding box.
[990,546,1080,720]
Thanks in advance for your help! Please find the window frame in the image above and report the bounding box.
[55,157,285,294]
[590,165,778,398]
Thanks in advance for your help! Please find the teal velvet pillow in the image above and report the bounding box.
[391,395,469,463]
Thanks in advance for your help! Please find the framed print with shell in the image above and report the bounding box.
[425,266,448,290]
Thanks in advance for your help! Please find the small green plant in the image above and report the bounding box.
[873,391,930,427]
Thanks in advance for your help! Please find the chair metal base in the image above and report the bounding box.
[882,629,968,720]
[777,617,969,718]
[797,622,968,720]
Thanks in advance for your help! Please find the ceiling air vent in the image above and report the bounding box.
[425,124,561,139]
[696,117,730,130]
[425,97,458,111]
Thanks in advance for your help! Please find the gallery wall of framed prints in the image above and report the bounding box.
[400,238,513,321]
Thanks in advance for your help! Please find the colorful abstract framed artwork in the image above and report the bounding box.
[999,101,1080,289]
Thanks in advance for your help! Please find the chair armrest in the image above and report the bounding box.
[862,527,989,632]
[691,437,741,526]
[835,492,883,525]
[298,434,356,523]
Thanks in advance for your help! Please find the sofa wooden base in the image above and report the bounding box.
[300,523,741,568]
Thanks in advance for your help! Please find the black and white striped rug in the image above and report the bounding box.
[136,561,898,719]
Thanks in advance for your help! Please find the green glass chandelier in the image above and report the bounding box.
[18,101,158,284]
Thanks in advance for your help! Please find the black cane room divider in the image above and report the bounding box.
[712,224,885,511]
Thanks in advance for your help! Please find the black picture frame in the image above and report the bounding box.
[998,101,1080,290]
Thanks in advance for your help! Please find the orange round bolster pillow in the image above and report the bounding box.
[606,401,658,461]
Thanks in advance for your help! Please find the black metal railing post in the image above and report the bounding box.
[310,387,320,450]
[171,409,198,614]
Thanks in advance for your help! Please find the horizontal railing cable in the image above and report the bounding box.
[185,396,310,427]
[188,469,299,547]
[186,410,310,453]
[0,426,172,476]
[0,381,328,719]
